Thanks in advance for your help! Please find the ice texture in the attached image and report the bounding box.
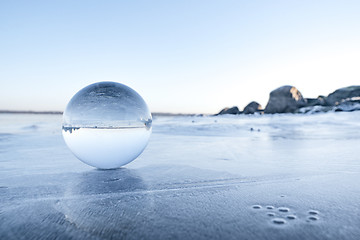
[1,111,360,239]
[62,82,152,168]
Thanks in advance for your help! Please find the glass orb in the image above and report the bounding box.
[62,82,152,169]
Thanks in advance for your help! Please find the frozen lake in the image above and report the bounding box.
[1,112,360,239]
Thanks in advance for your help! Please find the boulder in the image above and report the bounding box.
[264,85,306,114]
[217,106,240,115]
[325,86,360,106]
[243,101,262,114]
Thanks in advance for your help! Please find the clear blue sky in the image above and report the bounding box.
[1,0,359,113]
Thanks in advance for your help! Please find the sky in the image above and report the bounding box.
[0,0,359,114]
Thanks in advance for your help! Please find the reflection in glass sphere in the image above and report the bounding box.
[62,82,152,169]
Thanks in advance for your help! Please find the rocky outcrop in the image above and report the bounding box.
[243,101,262,114]
[216,85,360,116]
[217,106,240,115]
[325,86,360,106]
[264,86,306,114]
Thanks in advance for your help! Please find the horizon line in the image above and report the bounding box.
[0,110,203,116]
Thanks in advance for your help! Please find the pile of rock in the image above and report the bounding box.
[217,85,360,115]
[300,86,360,114]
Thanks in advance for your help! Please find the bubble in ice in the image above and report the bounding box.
[308,216,319,221]
[286,215,296,220]
[62,82,152,169]
[278,207,290,212]
[308,210,319,215]
[272,218,286,225]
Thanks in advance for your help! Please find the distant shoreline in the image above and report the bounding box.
[0,110,63,115]
[0,110,197,117]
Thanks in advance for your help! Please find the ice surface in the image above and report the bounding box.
[1,111,360,239]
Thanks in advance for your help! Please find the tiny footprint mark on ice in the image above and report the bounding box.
[104,178,121,183]
[266,206,274,210]
[278,207,290,212]
[286,215,296,220]
[308,216,319,221]
[267,212,275,217]
[272,218,286,225]
[252,205,262,209]
[308,210,319,215]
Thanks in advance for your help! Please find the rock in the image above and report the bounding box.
[299,86,360,114]
[304,96,327,107]
[317,96,327,106]
[243,101,262,114]
[305,98,318,106]
[297,105,334,114]
[264,85,306,114]
[298,99,360,114]
[335,100,360,112]
[325,86,360,106]
[217,106,240,115]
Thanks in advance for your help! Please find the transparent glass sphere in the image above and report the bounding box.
[62,82,152,169]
